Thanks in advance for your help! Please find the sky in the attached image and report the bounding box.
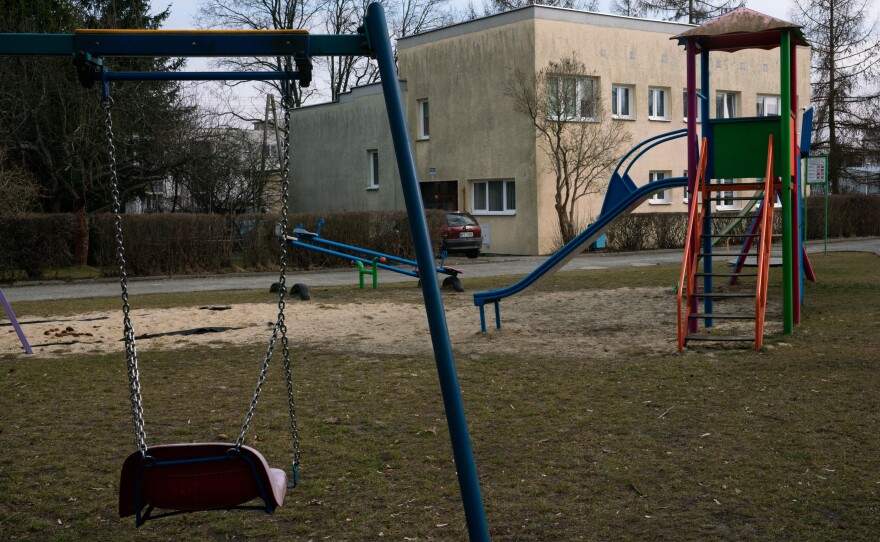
[153,0,823,119]
[160,0,803,29]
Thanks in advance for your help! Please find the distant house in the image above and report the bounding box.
[288,6,811,254]
[125,122,282,214]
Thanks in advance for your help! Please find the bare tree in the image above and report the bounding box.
[792,0,880,193]
[199,0,455,104]
[0,150,40,216]
[624,0,743,24]
[609,0,646,18]
[505,54,633,244]
[197,0,324,107]
[482,0,598,16]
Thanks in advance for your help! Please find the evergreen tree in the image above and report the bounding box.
[792,0,880,193]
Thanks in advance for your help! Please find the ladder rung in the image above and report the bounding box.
[702,233,760,238]
[698,252,756,257]
[686,334,755,342]
[688,313,754,320]
[694,272,758,277]
[704,196,763,202]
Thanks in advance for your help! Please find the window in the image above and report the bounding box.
[716,91,737,118]
[546,76,598,120]
[418,99,429,139]
[472,179,516,215]
[264,143,278,161]
[682,89,702,122]
[682,170,689,204]
[756,95,780,117]
[648,171,670,204]
[717,178,738,210]
[367,149,379,189]
[648,87,669,120]
[611,84,634,119]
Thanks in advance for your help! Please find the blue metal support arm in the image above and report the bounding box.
[104,71,303,82]
[366,4,490,541]
[0,32,370,58]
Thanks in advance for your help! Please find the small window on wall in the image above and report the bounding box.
[648,87,669,120]
[611,84,634,119]
[472,179,515,215]
[648,171,671,204]
[757,95,780,116]
[418,99,429,139]
[716,91,738,119]
[682,89,702,122]
[547,76,598,120]
[367,150,379,189]
[717,179,739,210]
[682,170,689,204]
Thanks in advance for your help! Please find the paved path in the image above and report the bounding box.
[3,237,877,303]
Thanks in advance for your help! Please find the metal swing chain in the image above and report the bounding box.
[237,77,301,478]
[103,96,149,458]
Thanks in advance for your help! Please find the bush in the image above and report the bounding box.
[0,214,77,280]
[89,214,234,276]
[805,195,880,239]
[606,213,686,251]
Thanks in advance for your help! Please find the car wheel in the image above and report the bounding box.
[466,250,480,259]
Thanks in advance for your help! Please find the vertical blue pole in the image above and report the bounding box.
[365,5,491,541]
[700,49,713,327]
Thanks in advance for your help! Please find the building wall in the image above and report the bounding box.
[288,83,405,213]
[291,6,811,255]
[398,13,539,254]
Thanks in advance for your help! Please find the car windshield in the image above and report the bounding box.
[447,214,478,227]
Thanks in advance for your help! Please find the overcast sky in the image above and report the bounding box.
[161,0,803,28]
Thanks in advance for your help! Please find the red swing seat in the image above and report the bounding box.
[119,443,287,524]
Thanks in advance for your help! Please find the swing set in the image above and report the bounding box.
[0,4,492,539]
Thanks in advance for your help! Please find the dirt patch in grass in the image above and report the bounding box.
[3,281,782,361]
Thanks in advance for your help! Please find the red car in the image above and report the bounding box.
[440,212,482,258]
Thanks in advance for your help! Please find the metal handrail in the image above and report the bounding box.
[755,135,775,351]
[677,137,708,352]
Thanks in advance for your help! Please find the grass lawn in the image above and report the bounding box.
[1,252,878,541]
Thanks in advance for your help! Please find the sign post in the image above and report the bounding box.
[805,155,829,254]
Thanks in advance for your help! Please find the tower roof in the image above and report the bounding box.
[671,8,808,52]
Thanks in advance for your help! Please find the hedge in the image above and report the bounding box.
[0,214,77,280]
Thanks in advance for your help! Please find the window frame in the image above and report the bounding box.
[716,178,740,210]
[648,87,669,121]
[471,179,516,216]
[682,89,702,122]
[648,171,671,204]
[716,91,738,119]
[756,94,781,117]
[417,99,430,140]
[367,149,379,190]
[682,170,690,204]
[546,75,599,121]
[611,84,635,120]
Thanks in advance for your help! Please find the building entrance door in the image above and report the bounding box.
[420,180,458,211]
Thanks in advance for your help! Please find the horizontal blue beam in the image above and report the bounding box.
[0,32,370,57]
[105,71,302,81]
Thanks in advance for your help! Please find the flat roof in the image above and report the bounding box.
[398,5,695,50]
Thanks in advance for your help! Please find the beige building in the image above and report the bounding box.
[289,6,810,255]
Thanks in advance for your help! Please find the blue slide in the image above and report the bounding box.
[473,129,690,332]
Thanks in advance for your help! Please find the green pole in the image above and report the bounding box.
[781,30,794,334]
[824,177,829,255]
